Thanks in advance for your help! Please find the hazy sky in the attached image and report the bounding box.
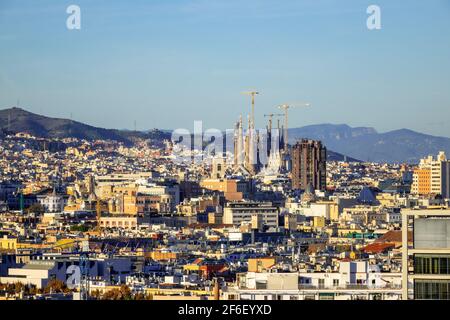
[0,0,449,136]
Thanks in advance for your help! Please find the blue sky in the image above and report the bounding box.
[0,0,449,136]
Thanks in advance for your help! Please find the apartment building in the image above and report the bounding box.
[200,178,250,201]
[95,172,157,187]
[226,261,402,300]
[291,139,327,191]
[0,255,132,289]
[223,201,278,229]
[412,152,448,196]
[98,215,139,229]
[36,192,67,213]
[402,209,450,300]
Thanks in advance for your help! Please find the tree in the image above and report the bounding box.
[119,284,132,300]
[102,285,133,300]
[90,289,101,300]
[70,224,90,232]
[134,292,146,300]
[29,285,38,295]
[102,288,121,300]
[13,282,24,294]
[44,279,69,294]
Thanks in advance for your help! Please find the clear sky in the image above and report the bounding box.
[0,0,449,136]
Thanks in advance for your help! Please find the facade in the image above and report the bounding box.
[412,152,448,196]
[225,264,402,301]
[98,216,139,229]
[223,201,278,228]
[95,172,157,187]
[301,201,339,220]
[233,116,259,175]
[177,196,221,217]
[36,191,67,213]
[0,236,17,251]
[291,139,326,191]
[137,183,179,212]
[0,255,132,289]
[233,114,283,176]
[200,179,249,201]
[402,209,450,300]
[411,168,431,195]
[211,157,226,179]
[442,161,450,199]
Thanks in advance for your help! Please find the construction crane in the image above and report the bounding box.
[264,113,283,132]
[277,103,311,151]
[242,91,259,128]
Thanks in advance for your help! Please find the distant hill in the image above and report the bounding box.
[0,107,170,145]
[327,150,360,162]
[289,124,450,163]
[2,108,448,163]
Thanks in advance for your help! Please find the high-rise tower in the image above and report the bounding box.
[291,139,327,191]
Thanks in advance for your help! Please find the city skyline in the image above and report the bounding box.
[1,1,450,304]
[0,1,450,136]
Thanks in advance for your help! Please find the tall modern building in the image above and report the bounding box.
[402,209,450,300]
[291,139,327,191]
[412,151,448,196]
[441,160,450,199]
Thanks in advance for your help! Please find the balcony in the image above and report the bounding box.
[298,284,402,291]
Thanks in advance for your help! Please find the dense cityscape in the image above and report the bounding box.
[0,103,449,301]
[1,1,450,310]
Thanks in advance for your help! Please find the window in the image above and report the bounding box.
[318,279,325,288]
[415,280,450,300]
[415,255,450,275]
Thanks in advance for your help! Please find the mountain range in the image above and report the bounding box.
[289,124,450,163]
[1,107,449,163]
[0,107,169,146]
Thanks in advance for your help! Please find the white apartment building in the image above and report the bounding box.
[412,151,447,195]
[223,202,278,228]
[225,261,402,300]
[36,192,67,213]
[402,209,450,300]
[0,255,132,289]
[137,183,180,212]
[95,172,157,187]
